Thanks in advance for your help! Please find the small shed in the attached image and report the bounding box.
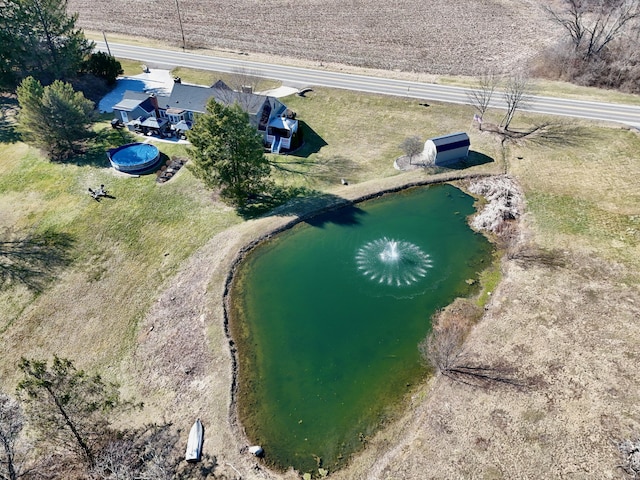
[423,132,470,166]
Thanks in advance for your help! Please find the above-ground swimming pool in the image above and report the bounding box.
[107,143,161,174]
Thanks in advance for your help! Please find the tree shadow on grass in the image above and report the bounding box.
[0,229,75,293]
[516,122,602,149]
[238,185,367,227]
[271,154,360,186]
[70,127,137,168]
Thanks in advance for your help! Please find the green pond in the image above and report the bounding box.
[231,184,493,474]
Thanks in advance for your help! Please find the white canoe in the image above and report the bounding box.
[185,418,204,462]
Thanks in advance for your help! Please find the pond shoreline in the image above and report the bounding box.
[221,170,497,476]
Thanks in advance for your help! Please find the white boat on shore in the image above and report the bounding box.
[185,418,204,463]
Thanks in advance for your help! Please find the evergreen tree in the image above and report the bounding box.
[84,52,123,86]
[17,357,140,467]
[188,99,271,207]
[17,77,94,160]
[0,0,26,90]
[0,0,94,89]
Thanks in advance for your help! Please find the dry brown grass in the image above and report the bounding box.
[69,0,560,76]
[4,13,640,471]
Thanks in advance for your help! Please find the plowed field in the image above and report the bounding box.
[67,0,559,75]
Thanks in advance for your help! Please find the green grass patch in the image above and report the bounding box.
[282,89,502,185]
[476,255,502,308]
[170,67,281,92]
[527,192,640,266]
[0,125,241,381]
[118,58,148,77]
[2,73,640,387]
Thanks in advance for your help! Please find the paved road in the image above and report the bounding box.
[96,41,640,127]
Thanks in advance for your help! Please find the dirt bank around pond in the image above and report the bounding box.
[131,168,640,480]
[130,169,492,479]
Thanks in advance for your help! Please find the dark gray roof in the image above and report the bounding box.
[429,132,470,152]
[165,83,268,115]
[211,80,232,90]
[114,91,158,114]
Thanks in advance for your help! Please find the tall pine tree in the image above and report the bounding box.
[188,100,271,207]
[17,357,141,467]
[17,76,94,160]
[0,0,94,89]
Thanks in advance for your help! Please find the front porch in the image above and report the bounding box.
[266,115,299,154]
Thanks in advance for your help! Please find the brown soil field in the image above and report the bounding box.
[67,0,559,76]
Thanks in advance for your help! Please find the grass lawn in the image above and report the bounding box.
[2,70,638,384]
[0,77,640,376]
[2,64,640,478]
[0,121,241,383]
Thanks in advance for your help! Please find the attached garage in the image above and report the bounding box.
[423,132,470,166]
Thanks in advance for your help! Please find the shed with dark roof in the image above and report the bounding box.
[423,132,470,166]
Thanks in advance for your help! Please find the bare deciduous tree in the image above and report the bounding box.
[467,70,499,130]
[399,136,423,165]
[500,74,532,132]
[90,439,137,480]
[419,301,523,388]
[228,67,264,94]
[419,316,465,374]
[544,0,640,60]
[91,422,219,480]
[0,393,26,480]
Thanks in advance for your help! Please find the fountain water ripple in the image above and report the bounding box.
[356,237,433,286]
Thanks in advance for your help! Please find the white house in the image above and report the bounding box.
[423,132,470,166]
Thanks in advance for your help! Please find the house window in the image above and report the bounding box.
[120,111,129,123]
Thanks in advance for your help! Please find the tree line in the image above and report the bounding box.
[1,0,124,161]
[535,0,640,93]
[0,0,121,91]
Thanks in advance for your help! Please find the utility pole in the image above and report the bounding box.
[102,31,111,56]
[175,0,186,51]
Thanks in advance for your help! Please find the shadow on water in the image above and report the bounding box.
[0,229,75,293]
[303,201,366,227]
[239,186,367,226]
